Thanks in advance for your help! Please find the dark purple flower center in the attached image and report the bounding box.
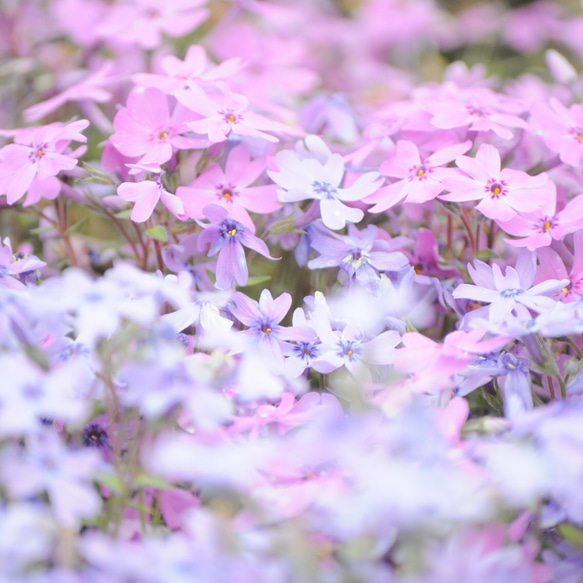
[293,341,319,361]
[82,424,110,448]
[220,219,244,241]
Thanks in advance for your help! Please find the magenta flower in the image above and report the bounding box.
[197,205,277,289]
[110,87,200,166]
[175,85,291,143]
[364,139,471,212]
[117,174,185,223]
[0,119,89,206]
[177,144,279,230]
[439,143,550,221]
[268,135,382,230]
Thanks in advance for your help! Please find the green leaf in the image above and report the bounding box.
[147,225,168,243]
[558,523,583,549]
[475,248,499,261]
[114,209,133,220]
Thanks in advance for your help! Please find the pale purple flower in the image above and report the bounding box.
[230,289,314,364]
[0,237,45,290]
[0,431,102,528]
[453,251,568,325]
[197,205,277,289]
[307,224,409,286]
[268,135,382,230]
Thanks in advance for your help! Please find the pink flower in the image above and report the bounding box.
[439,143,549,221]
[133,44,243,93]
[364,139,471,212]
[424,87,528,140]
[97,0,209,50]
[174,84,292,143]
[530,97,583,167]
[177,144,279,230]
[23,61,115,122]
[110,87,202,166]
[0,119,89,206]
[498,186,583,251]
[117,174,185,223]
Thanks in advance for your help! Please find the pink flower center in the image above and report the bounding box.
[486,179,507,199]
[217,184,237,201]
[28,143,48,162]
[539,217,556,232]
[221,110,241,124]
[411,164,430,180]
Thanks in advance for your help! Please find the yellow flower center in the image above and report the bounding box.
[227,228,237,236]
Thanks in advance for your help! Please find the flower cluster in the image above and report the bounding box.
[4,0,583,581]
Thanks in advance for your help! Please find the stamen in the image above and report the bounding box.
[228,115,235,123]
[544,221,551,230]
[264,327,272,334]
[227,228,237,236]
[157,130,169,140]
[347,349,353,356]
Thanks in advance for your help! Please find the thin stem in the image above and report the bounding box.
[460,206,477,255]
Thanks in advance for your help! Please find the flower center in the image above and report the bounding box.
[570,127,583,142]
[217,184,237,201]
[220,219,244,241]
[486,179,507,199]
[337,339,361,360]
[29,142,48,162]
[157,130,169,140]
[82,424,109,448]
[312,180,338,199]
[499,288,523,299]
